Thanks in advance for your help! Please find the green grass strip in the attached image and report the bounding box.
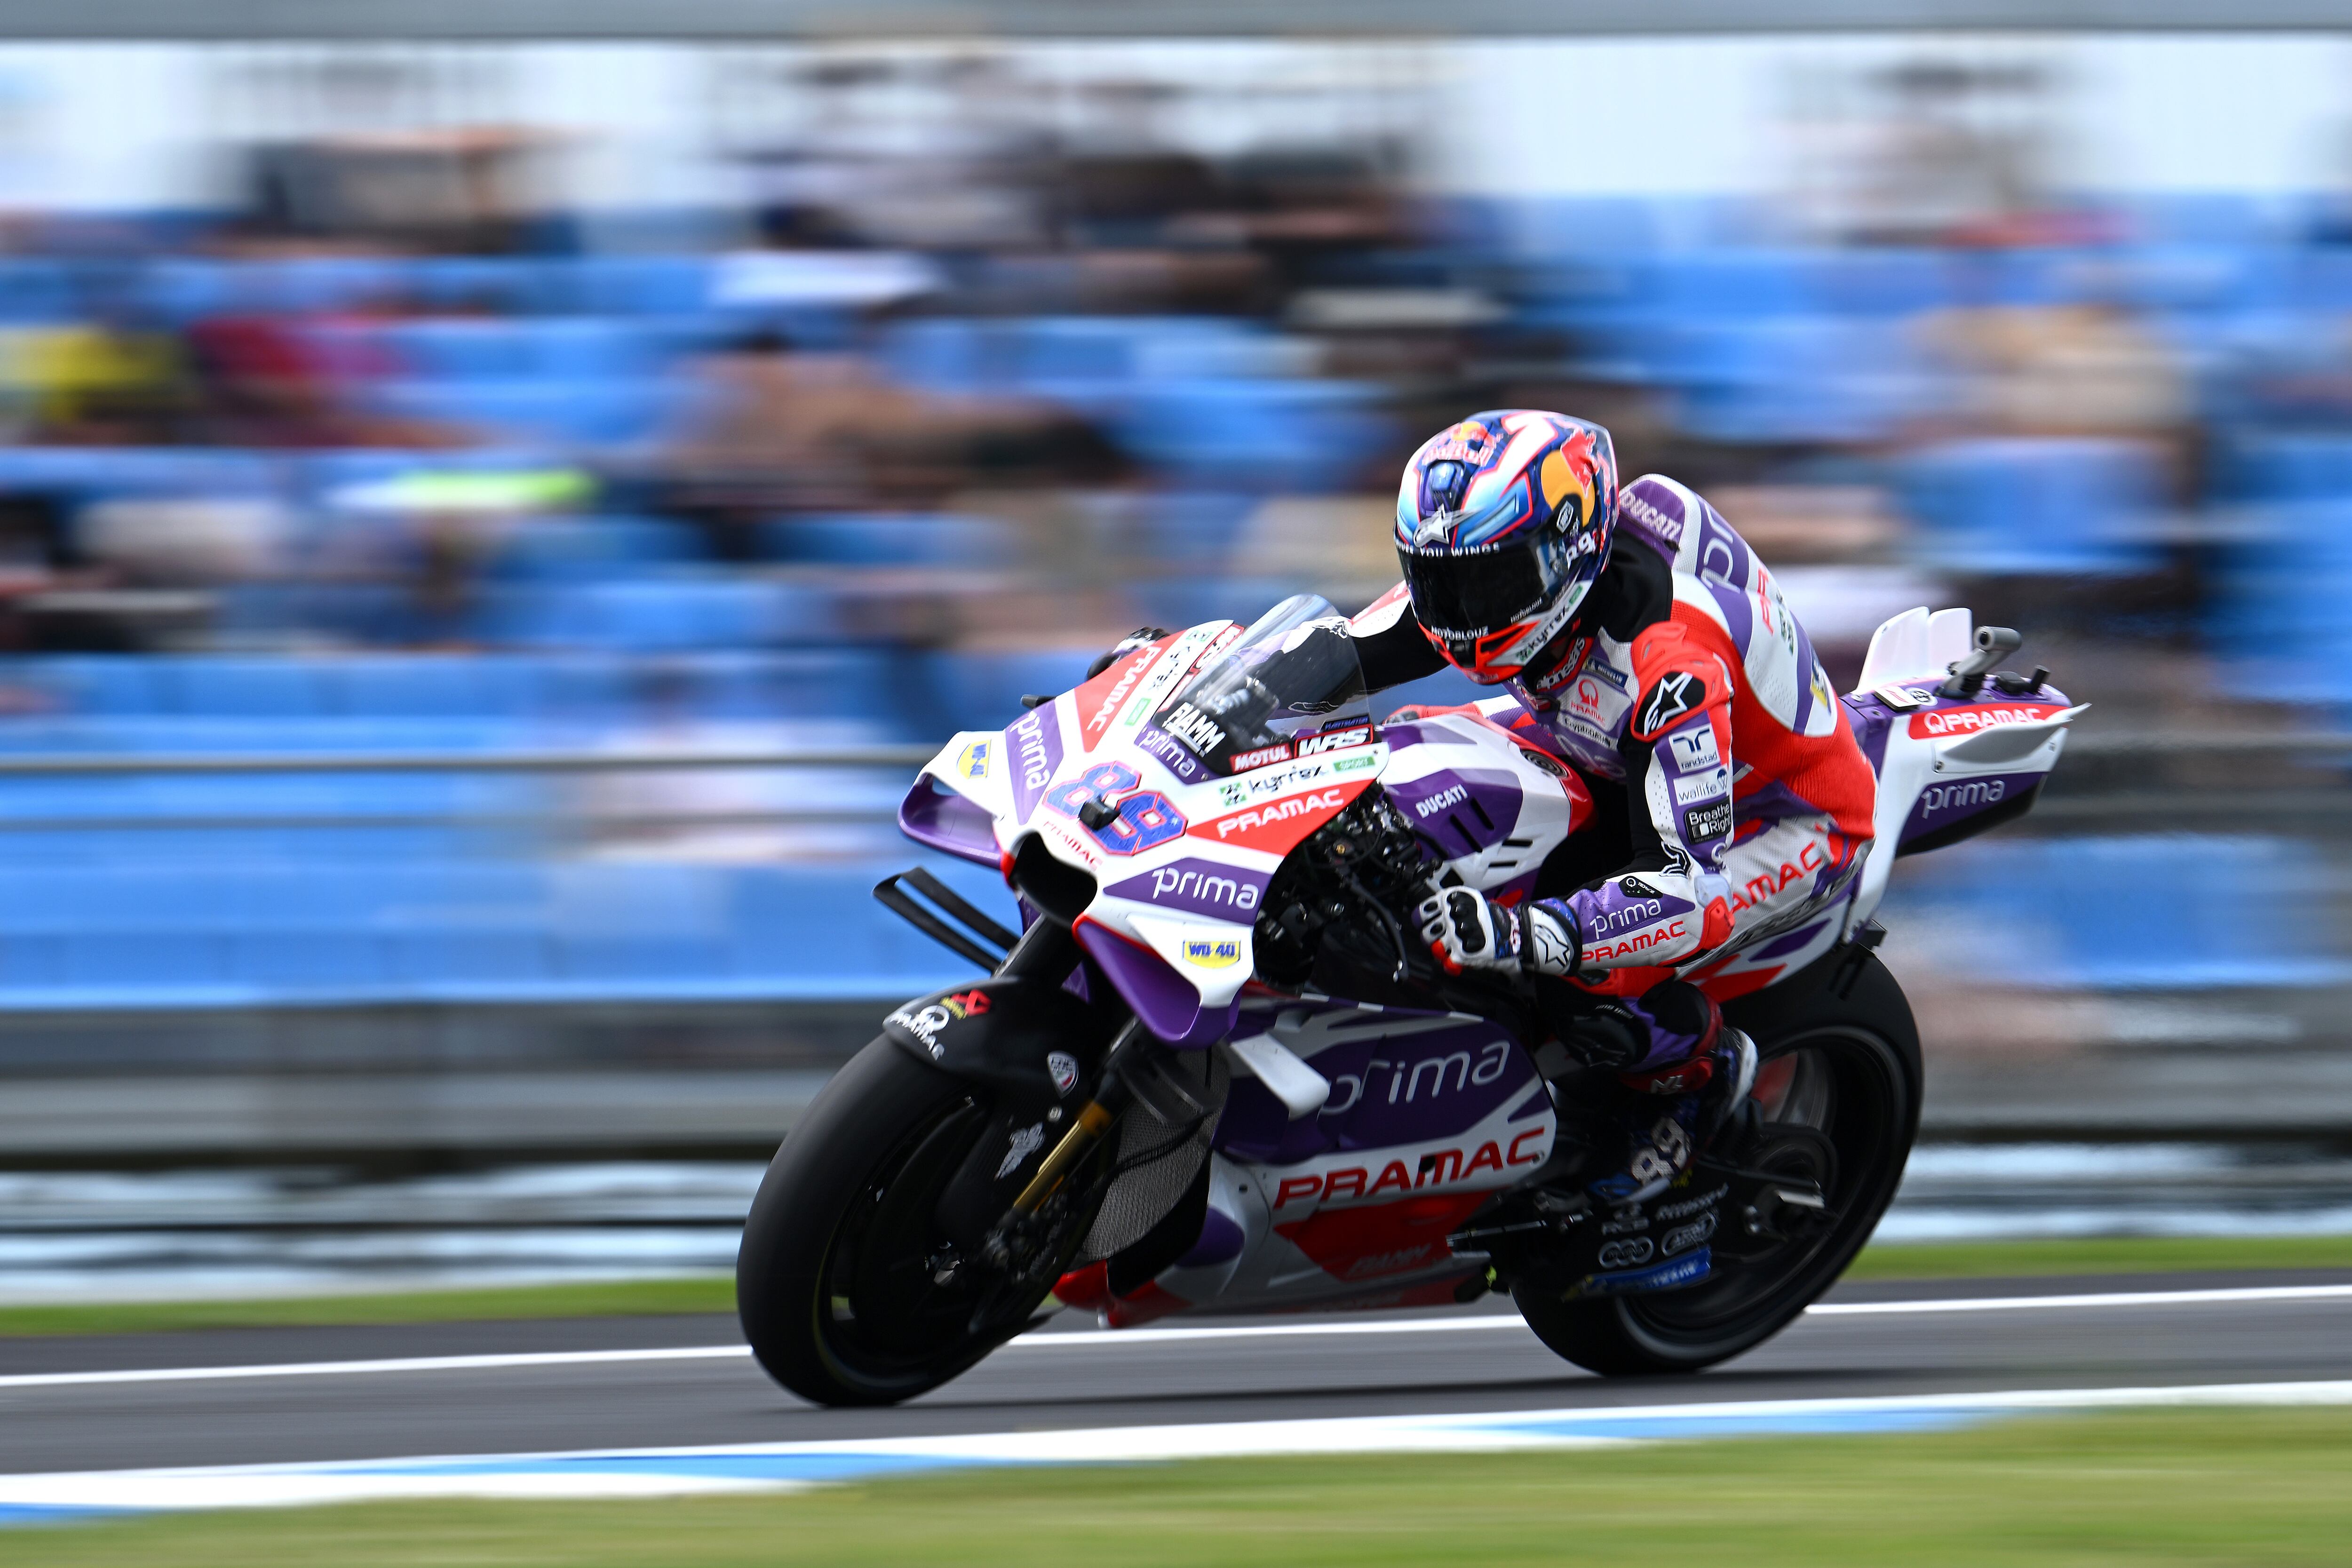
[1843,1232,2352,1281]
[13,1407,2352,1566]
[0,1274,736,1338]
[5,1233,2351,1338]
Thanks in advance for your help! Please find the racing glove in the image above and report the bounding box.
[1415,885,1580,978]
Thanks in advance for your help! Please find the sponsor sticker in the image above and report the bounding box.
[954,740,991,779]
[1684,801,1733,842]
[1620,484,1685,547]
[996,1122,1046,1179]
[1247,761,1331,797]
[1597,1237,1655,1269]
[1907,700,2066,740]
[1119,623,1230,738]
[1161,701,1228,757]
[1411,783,1469,820]
[1036,815,1104,867]
[1268,1126,1553,1209]
[1231,742,1293,771]
[1074,644,1160,751]
[1661,1213,1716,1256]
[1181,936,1244,969]
[1046,1051,1080,1097]
[1295,722,1374,758]
[1655,1183,1727,1221]
[1191,783,1366,854]
[1637,671,1702,735]
[886,1003,952,1057]
[1588,896,1668,937]
[1006,706,1065,823]
[1584,917,1689,963]
[1135,723,1214,786]
[1665,726,1720,771]
[1671,767,1731,806]
[1580,1249,1711,1297]
[1874,684,1931,711]
[884,988,989,1059]
[1915,777,2008,818]
[1103,859,1268,920]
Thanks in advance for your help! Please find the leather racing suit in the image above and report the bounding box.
[1356,473,1877,1004]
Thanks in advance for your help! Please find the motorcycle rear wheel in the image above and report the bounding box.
[1515,949,1922,1377]
[736,1034,1104,1407]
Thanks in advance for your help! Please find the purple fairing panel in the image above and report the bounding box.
[898,778,1003,868]
[1005,704,1065,823]
[1389,767,1525,860]
[1074,919,1236,1048]
[1371,721,1477,750]
[1214,1004,1543,1166]
[1841,695,1894,775]
[1176,1205,1247,1268]
[1898,769,2043,847]
[1101,858,1271,922]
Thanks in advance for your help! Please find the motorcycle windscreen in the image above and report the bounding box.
[1147,593,1372,776]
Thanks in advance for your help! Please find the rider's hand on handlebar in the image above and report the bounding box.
[1416,884,1582,979]
[1416,883,1524,977]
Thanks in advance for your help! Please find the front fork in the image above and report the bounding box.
[975,919,1138,1272]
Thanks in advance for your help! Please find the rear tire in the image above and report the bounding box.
[1516,949,1922,1377]
[736,1035,1100,1407]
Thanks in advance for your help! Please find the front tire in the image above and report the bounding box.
[1516,949,1922,1377]
[736,1035,1101,1407]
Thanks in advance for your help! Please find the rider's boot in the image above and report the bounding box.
[1576,981,1756,1210]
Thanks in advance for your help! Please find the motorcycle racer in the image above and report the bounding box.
[1375,410,1878,1205]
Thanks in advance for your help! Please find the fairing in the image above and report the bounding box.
[892,598,2076,1328]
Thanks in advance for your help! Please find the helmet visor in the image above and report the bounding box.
[1398,529,1574,641]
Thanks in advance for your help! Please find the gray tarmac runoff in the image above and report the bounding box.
[5,1269,2352,1475]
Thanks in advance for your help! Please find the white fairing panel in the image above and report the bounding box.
[1842,607,2083,934]
[1384,703,1580,897]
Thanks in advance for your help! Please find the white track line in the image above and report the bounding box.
[12,1378,2352,1515]
[1806,1283,2352,1317]
[0,1345,751,1391]
[7,1282,2349,1391]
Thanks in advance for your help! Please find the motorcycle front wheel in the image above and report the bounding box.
[1515,948,1922,1377]
[737,1034,1105,1407]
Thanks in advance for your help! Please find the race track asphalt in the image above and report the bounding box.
[8,1269,2352,1476]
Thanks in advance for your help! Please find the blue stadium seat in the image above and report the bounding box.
[1894,439,2167,576]
[575,255,715,317]
[762,513,1018,570]
[1883,835,2349,990]
[156,658,332,719]
[62,931,228,991]
[0,259,80,323]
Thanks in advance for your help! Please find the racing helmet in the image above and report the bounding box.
[1394,410,1617,684]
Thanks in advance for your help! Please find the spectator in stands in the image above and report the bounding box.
[655,326,1120,557]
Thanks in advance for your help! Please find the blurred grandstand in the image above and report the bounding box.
[1,33,2351,1179]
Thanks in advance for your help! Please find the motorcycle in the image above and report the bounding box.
[737,593,2082,1406]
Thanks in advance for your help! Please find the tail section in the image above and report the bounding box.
[1841,608,2086,932]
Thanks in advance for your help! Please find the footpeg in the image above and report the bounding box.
[1743,1182,1830,1242]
